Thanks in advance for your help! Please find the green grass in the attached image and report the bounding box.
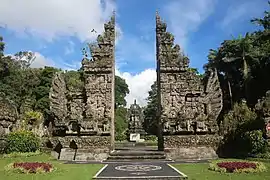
[173,161,270,180]
[0,154,103,180]
[1,154,270,180]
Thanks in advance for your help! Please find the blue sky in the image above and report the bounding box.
[0,0,268,106]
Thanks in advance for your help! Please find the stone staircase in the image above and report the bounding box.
[105,144,170,162]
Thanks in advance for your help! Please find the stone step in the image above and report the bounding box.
[110,150,164,156]
[108,155,166,160]
[115,142,157,147]
[115,146,158,151]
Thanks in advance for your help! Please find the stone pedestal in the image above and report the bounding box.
[130,133,140,142]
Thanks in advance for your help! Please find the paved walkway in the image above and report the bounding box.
[92,162,187,180]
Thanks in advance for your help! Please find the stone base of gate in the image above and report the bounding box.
[42,136,110,161]
[163,135,222,160]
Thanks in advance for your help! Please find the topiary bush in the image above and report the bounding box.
[5,130,40,154]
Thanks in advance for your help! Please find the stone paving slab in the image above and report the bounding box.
[93,162,188,180]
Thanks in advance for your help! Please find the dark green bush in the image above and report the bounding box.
[115,133,127,142]
[0,138,7,154]
[5,130,40,154]
[218,101,267,157]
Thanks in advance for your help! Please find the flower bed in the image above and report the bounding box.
[209,160,267,173]
[5,162,53,174]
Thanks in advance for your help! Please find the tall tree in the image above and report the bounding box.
[115,76,129,107]
[143,81,158,135]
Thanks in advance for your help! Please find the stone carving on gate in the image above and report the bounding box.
[49,15,115,137]
[156,13,223,135]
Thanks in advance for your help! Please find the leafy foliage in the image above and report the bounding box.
[115,76,129,107]
[114,76,129,141]
[219,102,267,157]
[64,70,84,91]
[143,81,158,135]
[22,111,43,127]
[204,3,270,106]
[5,130,40,154]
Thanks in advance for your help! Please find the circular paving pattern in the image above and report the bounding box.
[115,165,162,172]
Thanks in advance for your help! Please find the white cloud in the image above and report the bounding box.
[164,0,217,50]
[116,67,156,107]
[221,0,266,29]
[0,0,116,41]
[30,52,55,68]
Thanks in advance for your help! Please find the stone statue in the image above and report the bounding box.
[156,13,223,135]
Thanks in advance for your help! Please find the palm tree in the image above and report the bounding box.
[222,33,255,103]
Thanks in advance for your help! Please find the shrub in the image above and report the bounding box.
[219,101,267,157]
[242,130,267,154]
[223,101,257,133]
[5,130,40,154]
[209,160,267,173]
[0,138,7,154]
[5,162,53,174]
[115,133,127,142]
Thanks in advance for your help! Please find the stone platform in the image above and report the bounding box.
[93,162,187,180]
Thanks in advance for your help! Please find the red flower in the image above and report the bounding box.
[13,162,53,173]
[217,162,256,172]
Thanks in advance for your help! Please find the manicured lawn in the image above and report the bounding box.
[1,154,270,180]
[0,154,103,180]
[173,160,270,180]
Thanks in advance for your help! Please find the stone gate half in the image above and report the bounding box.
[47,14,115,161]
[156,12,223,159]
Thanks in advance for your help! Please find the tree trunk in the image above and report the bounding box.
[243,53,249,102]
[226,73,233,108]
